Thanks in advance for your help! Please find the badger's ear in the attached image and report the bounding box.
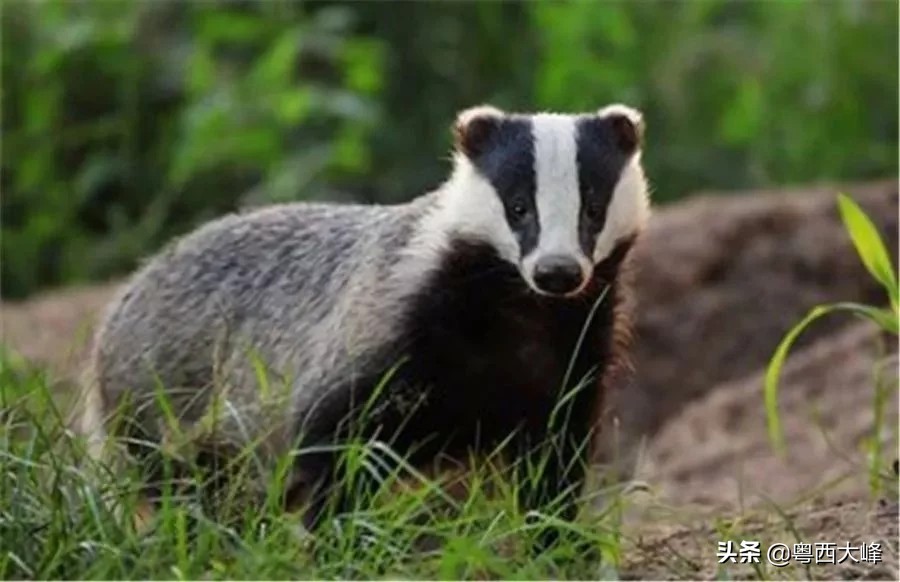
[453,105,505,159]
[597,104,644,154]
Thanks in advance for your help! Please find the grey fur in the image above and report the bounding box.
[86,194,439,462]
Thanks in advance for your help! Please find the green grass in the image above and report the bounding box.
[0,350,625,580]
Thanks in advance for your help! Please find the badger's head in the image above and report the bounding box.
[436,104,650,297]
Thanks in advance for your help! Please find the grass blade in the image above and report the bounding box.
[765,301,898,454]
[837,193,899,310]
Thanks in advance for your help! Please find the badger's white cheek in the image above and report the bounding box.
[443,171,521,264]
[593,156,650,262]
[474,189,520,264]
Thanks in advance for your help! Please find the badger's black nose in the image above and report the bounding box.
[532,255,584,295]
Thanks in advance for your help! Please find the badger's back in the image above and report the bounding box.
[88,199,430,457]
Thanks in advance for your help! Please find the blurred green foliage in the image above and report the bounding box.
[2,0,897,298]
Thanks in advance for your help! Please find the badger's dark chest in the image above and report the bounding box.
[373,240,617,459]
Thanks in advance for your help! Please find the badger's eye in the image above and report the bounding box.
[510,199,529,220]
[585,201,605,222]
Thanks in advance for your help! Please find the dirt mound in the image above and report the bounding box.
[604,179,898,464]
[1,281,118,379]
[643,320,898,507]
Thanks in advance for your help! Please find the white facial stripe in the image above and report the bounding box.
[531,115,584,263]
[593,153,650,261]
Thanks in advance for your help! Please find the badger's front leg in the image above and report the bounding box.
[290,377,409,532]
[516,386,596,553]
[288,381,370,532]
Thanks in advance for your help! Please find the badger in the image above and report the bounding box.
[81,104,650,545]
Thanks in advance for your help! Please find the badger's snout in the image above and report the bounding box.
[531,254,586,296]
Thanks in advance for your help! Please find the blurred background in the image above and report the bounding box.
[2,0,897,299]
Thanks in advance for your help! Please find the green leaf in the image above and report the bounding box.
[720,80,763,145]
[195,9,264,45]
[251,30,299,89]
[341,39,384,96]
[274,88,312,125]
[765,301,899,454]
[837,193,899,310]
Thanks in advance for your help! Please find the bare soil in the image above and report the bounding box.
[1,281,118,380]
[644,321,897,507]
[617,321,899,579]
[621,496,898,580]
[2,179,898,579]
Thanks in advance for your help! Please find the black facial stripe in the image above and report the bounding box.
[575,116,632,257]
[466,117,539,257]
